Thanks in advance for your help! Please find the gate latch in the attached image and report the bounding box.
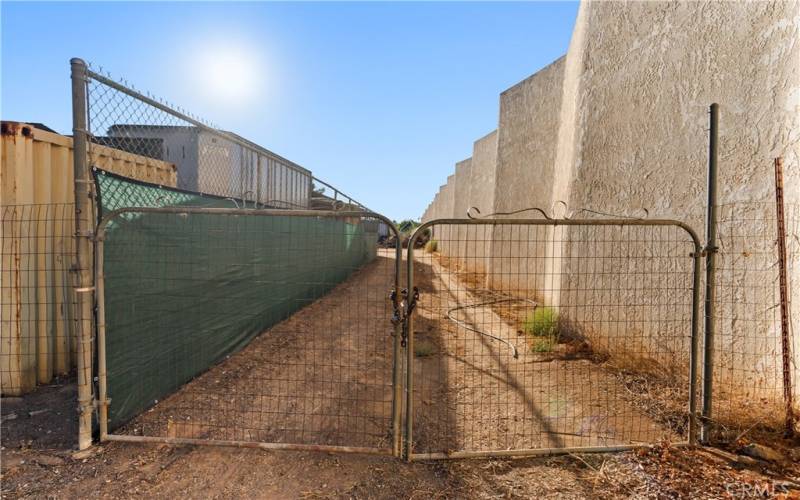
[403,287,419,317]
[389,286,419,347]
[389,287,402,326]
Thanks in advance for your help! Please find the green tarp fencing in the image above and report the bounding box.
[95,168,238,214]
[95,169,377,428]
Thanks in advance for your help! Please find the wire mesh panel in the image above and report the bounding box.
[96,208,402,454]
[406,219,701,459]
[711,201,799,439]
[1,204,78,396]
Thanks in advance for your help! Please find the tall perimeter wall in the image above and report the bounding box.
[422,0,800,412]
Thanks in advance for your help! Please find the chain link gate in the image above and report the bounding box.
[404,217,702,460]
[95,207,405,456]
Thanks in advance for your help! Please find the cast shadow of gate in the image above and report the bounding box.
[410,256,566,456]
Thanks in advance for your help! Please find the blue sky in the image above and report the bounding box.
[2,1,578,220]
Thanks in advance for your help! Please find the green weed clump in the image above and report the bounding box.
[414,340,436,357]
[424,239,438,253]
[523,307,559,352]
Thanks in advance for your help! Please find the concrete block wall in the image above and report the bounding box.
[419,0,800,409]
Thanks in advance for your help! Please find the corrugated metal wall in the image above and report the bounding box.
[1,121,177,395]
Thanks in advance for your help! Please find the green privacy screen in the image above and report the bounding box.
[94,168,238,215]
[95,170,378,429]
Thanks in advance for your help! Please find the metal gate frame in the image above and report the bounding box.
[93,210,705,460]
[404,217,703,460]
[94,207,406,457]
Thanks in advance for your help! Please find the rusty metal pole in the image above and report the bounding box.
[774,157,795,436]
[701,103,719,443]
[71,57,95,450]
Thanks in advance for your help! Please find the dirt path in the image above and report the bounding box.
[410,255,676,456]
[3,248,799,498]
[122,249,399,451]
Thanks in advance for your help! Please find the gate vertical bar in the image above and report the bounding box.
[95,232,109,440]
[71,57,95,450]
[390,234,404,457]
[404,244,415,461]
[774,157,795,435]
[701,102,719,443]
[689,245,703,443]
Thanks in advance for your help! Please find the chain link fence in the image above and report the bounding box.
[84,65,366,211]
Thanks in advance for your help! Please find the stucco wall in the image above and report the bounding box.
[470,131,499,217]
[452,158,473,221]
[494,57,566,216]
[564,1,799,222]
[467,131,499,276]
[436,175,457,255]
[559,0,800,410]
[430,192,440,221]
[490,58,566,294]
[451,158,474,265]
[419,0,800,413]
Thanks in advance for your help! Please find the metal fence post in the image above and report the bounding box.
[773,157,796,435]
[71,57,95,450]
[688,244,703,444]
[701,103,719,443]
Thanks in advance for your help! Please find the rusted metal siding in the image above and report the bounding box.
[1,121,177,204]
[1,121,176,395]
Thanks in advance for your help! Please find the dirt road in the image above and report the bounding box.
[2,249,798,498]
[123,250,399,451]
[409,255,676,457]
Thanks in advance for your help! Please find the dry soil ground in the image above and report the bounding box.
[408,255,676,456]
[2,250,799,498]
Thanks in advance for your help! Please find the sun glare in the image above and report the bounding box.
[198,44,262,105]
